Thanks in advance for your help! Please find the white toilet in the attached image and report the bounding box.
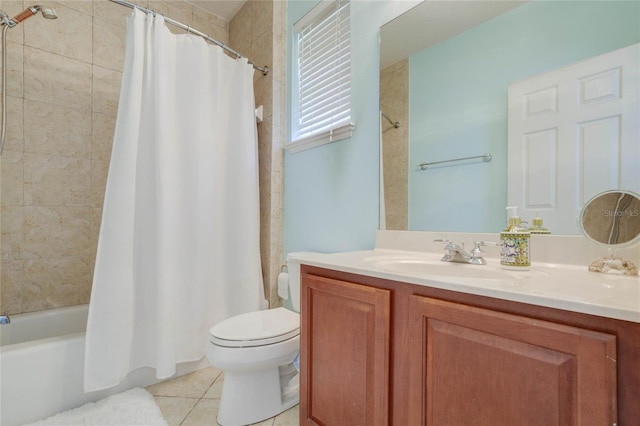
[205,263,301,426]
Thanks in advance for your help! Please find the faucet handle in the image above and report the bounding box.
[471,241,499,257]
[434,239,459,251]
[433,239,452,244]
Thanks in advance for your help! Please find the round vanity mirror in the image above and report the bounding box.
[580,190,640,246]
[579,190,640,275]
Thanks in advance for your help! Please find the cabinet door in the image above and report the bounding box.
[407,296,617,426]
[300,274,391,426]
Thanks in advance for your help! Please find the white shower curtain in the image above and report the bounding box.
[84,9,266,392]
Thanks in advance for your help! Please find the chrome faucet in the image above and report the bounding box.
[0,312,10,324]
[434,239,498,265]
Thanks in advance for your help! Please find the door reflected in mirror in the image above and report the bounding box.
[380,0,640,234]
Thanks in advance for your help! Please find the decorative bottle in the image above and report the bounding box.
[528,212,551,235]
[500,206,531,270]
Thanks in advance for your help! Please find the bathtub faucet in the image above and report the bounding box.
[0,312,10,324]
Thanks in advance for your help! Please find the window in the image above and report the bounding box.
[289,0,353,153]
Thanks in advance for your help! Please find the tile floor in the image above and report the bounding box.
[146,367,299,426]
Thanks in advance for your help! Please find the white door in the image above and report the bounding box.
[508,43,639,234]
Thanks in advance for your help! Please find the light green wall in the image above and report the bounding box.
[408,0,640,232]
[284,0,417,254]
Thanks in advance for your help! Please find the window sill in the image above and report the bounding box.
[287,123,354,154]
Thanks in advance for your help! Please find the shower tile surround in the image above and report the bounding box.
[380,59,408,231]
[1,0,285,314]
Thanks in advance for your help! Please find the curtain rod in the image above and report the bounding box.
[108,0,268,76]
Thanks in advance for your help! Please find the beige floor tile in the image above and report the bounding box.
[203,373,224,399]
[251,418,275,426]
[153,396,199,426]
[180,398,221,426]
[147,367,222,398]
[273,405,299,426]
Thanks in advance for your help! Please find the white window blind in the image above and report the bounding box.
[290,0,353,153]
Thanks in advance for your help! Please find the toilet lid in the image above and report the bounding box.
[209,307,300,348]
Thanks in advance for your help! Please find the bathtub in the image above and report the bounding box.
[0,304,209,425]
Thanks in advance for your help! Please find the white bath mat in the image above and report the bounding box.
[22,388,167,426]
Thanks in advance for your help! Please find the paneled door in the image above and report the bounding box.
[508,43,639,234]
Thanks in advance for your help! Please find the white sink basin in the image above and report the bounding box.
[364,253,528,282]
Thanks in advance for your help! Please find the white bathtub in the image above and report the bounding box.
[0,304,209,425]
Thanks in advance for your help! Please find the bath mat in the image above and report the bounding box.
[22,388,167,426]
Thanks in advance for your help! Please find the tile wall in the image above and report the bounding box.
[380,59,408,231]
[0,0,284,314]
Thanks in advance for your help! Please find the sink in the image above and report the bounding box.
[363,253,524,282]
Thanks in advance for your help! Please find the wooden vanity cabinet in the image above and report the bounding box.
[300,265,639,426]
[300,273,391,426]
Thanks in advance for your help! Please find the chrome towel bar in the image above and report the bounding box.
[417,153,492,170]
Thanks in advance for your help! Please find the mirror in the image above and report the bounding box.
[380,0,640,234]
[580,190,640,275]
[580,191,640,247]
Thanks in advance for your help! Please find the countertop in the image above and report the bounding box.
[288,248,640,323]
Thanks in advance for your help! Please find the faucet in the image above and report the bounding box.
[0,312,10,324]
[434,239,498,265]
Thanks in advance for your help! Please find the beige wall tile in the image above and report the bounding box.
[24,2,93,63]
[2,96,24,152]
[23,46,92,109]
[0,149,24,205]
[91,159,109,208]
[191,6,229,46]
[252,0,272,39]
[1,205,23,260]
[1,0,265,315]
[229,2,251,55]
[92,112,116,160]
[23,153,91,206]
[93,17,126,72]
[23,99,92,157]
[23,206,91,258]
[0,205,22,260]
[54,0,94,16]
[4,41,23,97]
[90,206,102,262]
[0,259,23,314]
[92,65,122,114]
[22,256,91,311]
[380,60,409,231]
[93,0,135,28]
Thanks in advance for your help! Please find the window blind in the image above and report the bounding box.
[290,0,353,152]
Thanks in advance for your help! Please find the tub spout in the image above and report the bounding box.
[1,312,10,324]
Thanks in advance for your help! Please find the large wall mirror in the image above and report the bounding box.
[379,0,640,235]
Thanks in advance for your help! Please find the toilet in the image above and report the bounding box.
[205,263,301,426]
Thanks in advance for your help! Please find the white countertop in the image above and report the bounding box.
[288,248,640,323]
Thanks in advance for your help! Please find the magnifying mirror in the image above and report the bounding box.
[579,190,640,275]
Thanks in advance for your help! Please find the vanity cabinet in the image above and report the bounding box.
[407,296,616,425]
[300,265,638,426]
[300,273,391,426]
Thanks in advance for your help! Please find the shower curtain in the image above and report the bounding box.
[84,9,266,392]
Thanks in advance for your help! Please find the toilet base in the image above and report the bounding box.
[217,363,299,426]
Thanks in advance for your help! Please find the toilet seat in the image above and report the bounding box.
[209,307,300,348]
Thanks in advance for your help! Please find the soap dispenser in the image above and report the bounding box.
[528,212,551,235]
[500,206,531,270]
